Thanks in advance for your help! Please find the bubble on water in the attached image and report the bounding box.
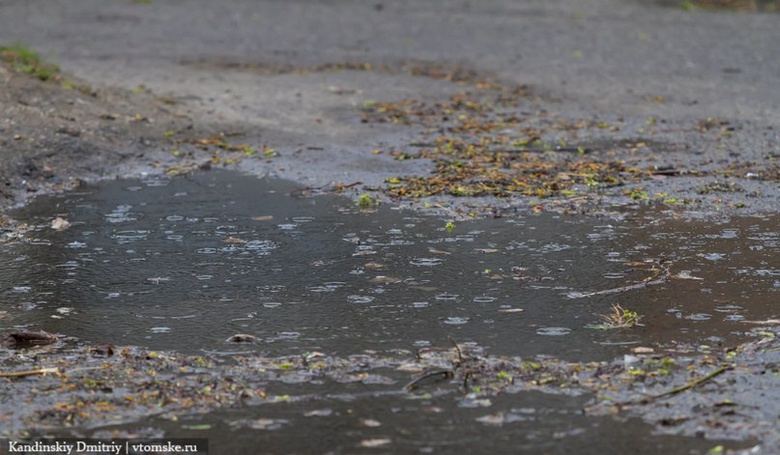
[263,302,282,308]
[347,295,375,304]
[700,253,726,261]
[12,286,31,293]
[196,247,218,254]
[66,242,87,249]
[536,327,572,336]
[196,275,213,280]
[724,314,745,321]
[166,215,184,221]
[411,302,429,308]
[413,340,431,347]
[149,327,172,333]
[410,257,443,267]
[473,296,497,303]
[276,332,300,339]
[444,317,469,325]
[167,235,184,241]
[686,313,712,321]
[278,224,299,230]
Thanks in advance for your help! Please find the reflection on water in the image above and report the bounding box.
[2,170,774,453]
[1,170,777,363]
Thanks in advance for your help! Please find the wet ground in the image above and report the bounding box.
[1,0,779,453]
[3,170,778,360]
[1,170,778,453]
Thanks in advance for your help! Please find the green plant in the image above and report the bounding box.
[0,43,60,81]
[598,304,643,328]
[357,193,376,209]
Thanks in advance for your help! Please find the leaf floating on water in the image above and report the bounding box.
[89,344,115,357]
[180,424,212,431]
[6,330,58,346]
[51,217,71,231]
[476,412,505,426]
[226,334,259,343]
[223,236,246,244]
[304,409,334,417]
[498,308,524,314]
[251,215,274,221]
[359,439,391,448]
[370,275,402,284]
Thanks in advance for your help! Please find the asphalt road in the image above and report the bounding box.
[2,0,778,119]
[0,0,778,204]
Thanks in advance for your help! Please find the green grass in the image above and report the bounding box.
[0,43,60,81]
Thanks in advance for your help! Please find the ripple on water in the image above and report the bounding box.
[536,327,572,336]
[435,293,459,301]
[444,317,469,325]
[410,257,443,267]
[714,304,743,313]
[307,282,347,293]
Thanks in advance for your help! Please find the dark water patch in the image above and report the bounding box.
[92,392,742,455]
[1,170,777,363]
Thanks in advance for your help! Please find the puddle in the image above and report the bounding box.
[1,170,776,452]
[2,170,777,361]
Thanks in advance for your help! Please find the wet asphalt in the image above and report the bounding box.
[1,1,778,188]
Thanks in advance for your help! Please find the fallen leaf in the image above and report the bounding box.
[51,217,71,231]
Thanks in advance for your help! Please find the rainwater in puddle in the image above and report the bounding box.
[2,170,776,453]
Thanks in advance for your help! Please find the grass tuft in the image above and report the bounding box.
[0,43,60,81]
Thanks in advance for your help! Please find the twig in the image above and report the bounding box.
[645,365,728,401]
[568,259,670,299]
[491,147,591,155]
[0,367,60,378]
[449,336,464,364]
[586,365,730,414]
[404,370,454,392]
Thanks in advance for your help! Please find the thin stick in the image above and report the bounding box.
[405,370,454,392]
[0,367,60,378]
[646,365,728,401]
[448,336,464,364]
